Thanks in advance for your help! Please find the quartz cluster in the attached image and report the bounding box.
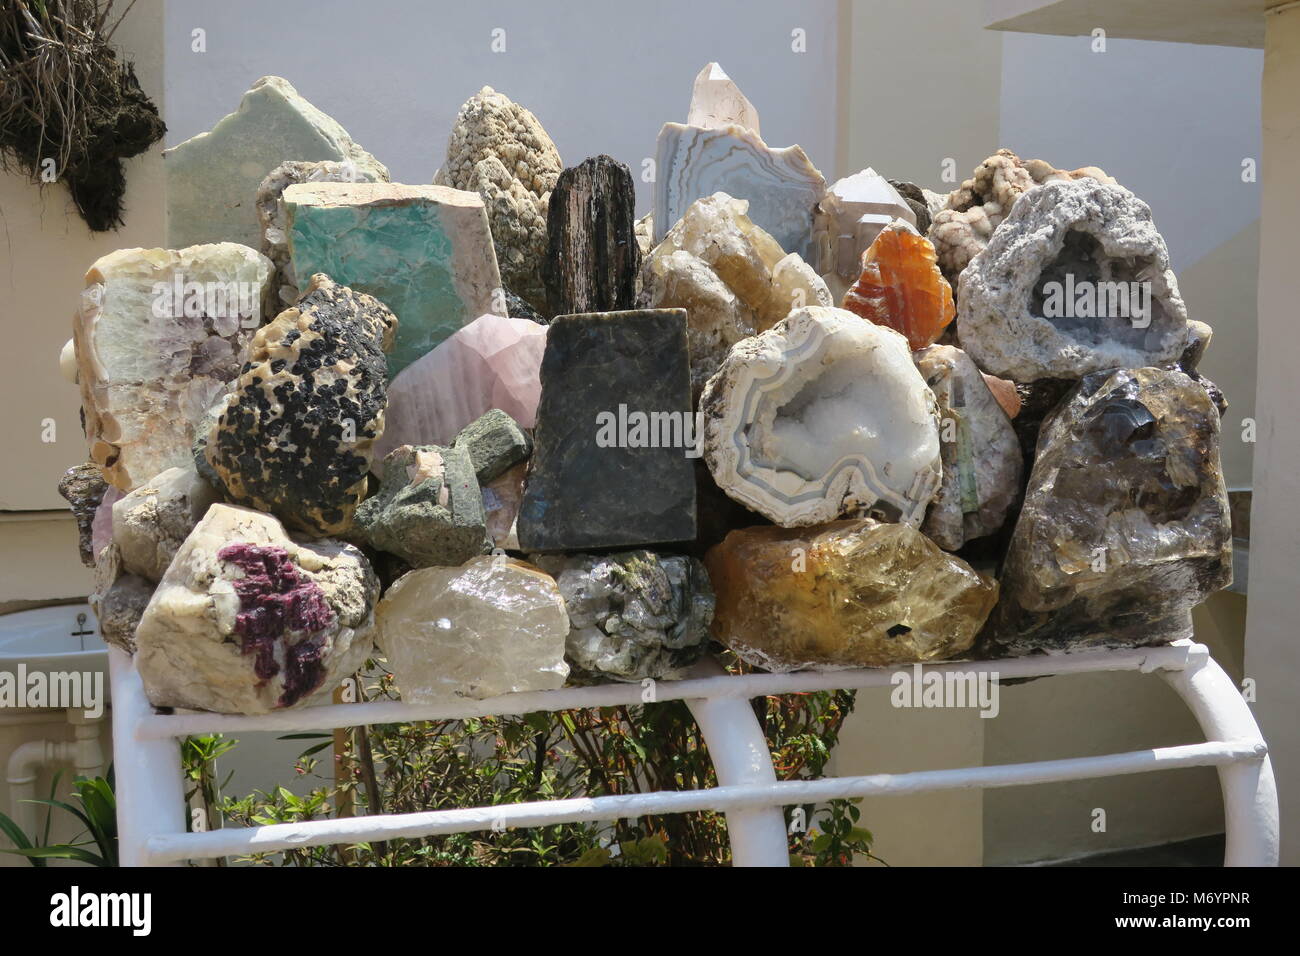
[63,65,1234,716]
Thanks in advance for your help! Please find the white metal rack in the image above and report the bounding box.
[108,639,1278,867]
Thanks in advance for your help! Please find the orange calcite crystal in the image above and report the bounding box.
[841,223,955,349]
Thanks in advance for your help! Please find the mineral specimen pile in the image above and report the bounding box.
[544,155,640,317]
[518,309,697,551]
[164,76,388,249]
[984,367,1231,654]
[841,220,955,350]
[532,551,715,682]
[284,181,503,377]
[957,179,1188,382]
[654,65,825,261]
[377,557,569,702]
[354,444,490,568]
[642,191,831,394]
[435,87,562,313]
[376,313,546,459]
[701,306,941,527]
[75,243,272,491]
[815,169,917,295]
[135,504,379,714]
[915,345,1022,551]
[205,274,397,536]
[706,520,997,671]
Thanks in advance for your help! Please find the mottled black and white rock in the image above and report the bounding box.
[983,367,1231,654]
[453,408,531,482]
[518,309,696,551]
[205,274,397,536]
[544,155,640,318]
[532,550,715,682]
[58,463,109,567]
[353,444,490,568]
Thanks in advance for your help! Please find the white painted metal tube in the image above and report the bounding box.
[108,647,187,867]
[142,738,1260,864]
[1156,646,1279,865]
[684,659,790,866]
[133,642,1199,741]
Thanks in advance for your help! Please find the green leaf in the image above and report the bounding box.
[4,844,107,866]
[566,846,612,867]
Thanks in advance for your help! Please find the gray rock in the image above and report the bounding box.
[58,463,108,567]
[957,180,1188,382]
[90,544,154,654]
[452,408,531,482]
[112,465,220,581]
[531,550,715,682]
[354,444,490,567]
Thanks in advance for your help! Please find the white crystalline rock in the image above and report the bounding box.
[75,243,272,491]
[112,464,220,581]
[686,62,761,135]
[377,557,570,703]
[135,504,378,715]
[643,192,831,394]
[701,306,942,527]
[815,168,916,281]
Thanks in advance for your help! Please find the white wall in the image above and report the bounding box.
[163,0,842,214]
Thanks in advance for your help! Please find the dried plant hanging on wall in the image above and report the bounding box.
[0,0,164,231]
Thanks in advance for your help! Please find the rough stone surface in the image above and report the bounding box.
[482,461,528,549]
[435,87,562,314]
[376,557,569,702]
[256,159,389,310]
[164,76,388,249]
[814,169,916,289]
[984,367,1231,654]
[687,62,760,134]
[453,408,531,482]
[701,306,941,528]
[135,504,378,714]
[544,155,640,317]
[654,123,826,263]
[888,179,932,235]
[90,543,153,654]
[76,243,272,491]
[957,180,1188,382]
[915,346,1022,551]
[841,220,955,350]
[354,444,490,568]
[518,309,697,551]
[1170,319,1227,415]
[643,192,831,395]
[532,551,715,682]
[206,275,397,536]
[58,463,109,567]
[285,181,503,377]
[376,313,546,460]
[504,287,546,325]
[112,465,220,581]
[929,148,1115,285]
[706,520,998,671]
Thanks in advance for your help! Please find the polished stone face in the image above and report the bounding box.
[706,519,998,671]
[982,366,1232,655]
[518,309,697,552]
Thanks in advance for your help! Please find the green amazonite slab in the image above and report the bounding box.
[285,182,505,377]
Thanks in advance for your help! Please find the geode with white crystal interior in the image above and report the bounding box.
[983,367,1231,655]
[957,180,1187,382]
[135,504,378,714]
[701,306,941,527]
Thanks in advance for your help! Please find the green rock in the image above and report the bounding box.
[285,181,505,378]
[453,409,531,482]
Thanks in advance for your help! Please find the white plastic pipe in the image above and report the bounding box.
[4,710,104,840]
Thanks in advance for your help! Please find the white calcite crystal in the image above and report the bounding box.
[377,557,569,703]
[112,464,219,581]
[135,504,378,715]
[687,62,760,135]
[915,345,1022,551]
[75,243,273,491]
[957,179,1188,382]
[654,124,826,263]
[164,76,387,249]
[643,192,831,394]
[701,306,942,527]
[435,86,562,313]
[815,168,917,288]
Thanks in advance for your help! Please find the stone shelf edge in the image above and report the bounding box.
[109,640,1279,867]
